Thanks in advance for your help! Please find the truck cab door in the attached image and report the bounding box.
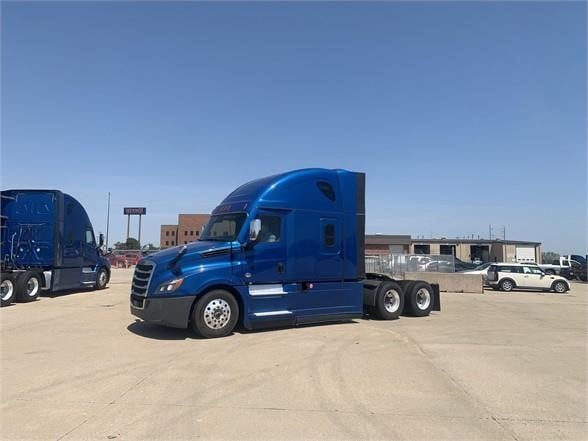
[243,211,295,322]
[81,228,98,286]
[246,212,287,284]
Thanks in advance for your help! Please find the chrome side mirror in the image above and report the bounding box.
[249,219,261,242]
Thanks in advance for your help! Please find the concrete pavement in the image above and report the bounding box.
[1,269,586,440]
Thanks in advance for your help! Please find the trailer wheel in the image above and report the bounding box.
[374,281,404,320]
[192,290,239,338]
[15,271,42,303]
[95,268,109,290]
[1,274,17,307]
[404,281,434,317]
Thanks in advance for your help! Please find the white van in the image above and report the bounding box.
[487,263,570,293]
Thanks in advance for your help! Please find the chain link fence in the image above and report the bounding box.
[366,253,456,277]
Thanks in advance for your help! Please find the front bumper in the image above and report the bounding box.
[130,294,196,329]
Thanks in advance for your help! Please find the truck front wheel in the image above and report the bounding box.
[404,281,434,317]
[374,281,404,320]
[15,271,42,303]
[96,268,109,290]
[192,290,239,338]
[1,274,16,307]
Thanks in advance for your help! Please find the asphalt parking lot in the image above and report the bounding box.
[1,269,586,441]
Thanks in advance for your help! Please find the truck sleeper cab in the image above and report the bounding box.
[130,169,439,338]
[1,190,110,306]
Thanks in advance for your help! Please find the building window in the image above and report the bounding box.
[165,241,169,246]
[166,231,169,236]
[171,241,175,245]
[196,231,200,236]
[185,230,188,236]
[190,231,194,236]
[184,241,187,244]
[171,231,175,236]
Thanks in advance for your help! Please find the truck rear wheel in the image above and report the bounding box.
[404,281,434,317]
[15,271,42,303]
[1,274,16,307]
[192,290,239,338]
[374,281,404,320]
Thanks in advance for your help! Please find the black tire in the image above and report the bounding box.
[499,278,515,292]
[192,290,239,338]
[95,268,109,290]
[15,271,42,303]
[552,280,568,294]
[545,269,555,275]
[1,273,17,307]
[404,281,434,317]
[374,281,404,320]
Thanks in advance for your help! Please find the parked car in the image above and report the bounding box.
[471,258,483,265]
[486,263,570,293]
[460,262,493,283]
[454,258,477,271]
[105,253,128,268]
[561,261,588,282]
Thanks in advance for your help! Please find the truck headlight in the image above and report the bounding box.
[157,278,184,293]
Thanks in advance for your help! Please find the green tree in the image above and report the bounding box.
[124,237,140,250]
[541,251,560,264]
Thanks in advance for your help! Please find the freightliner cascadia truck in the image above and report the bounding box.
[130,169,439,338]
[0,190,110,306]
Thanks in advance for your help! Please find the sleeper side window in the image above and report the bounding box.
[324,224,335,247]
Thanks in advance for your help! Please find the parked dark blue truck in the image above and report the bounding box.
[0,190,110,306]
[130,169,439,338]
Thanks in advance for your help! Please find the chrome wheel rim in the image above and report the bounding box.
[203,299,231,329]
[98,271,107,287]
[502,281,512,291]
[555,282,565,293]
[26,277,39,297]
[384,289,401,313]
[1,280,14,301]
[416,288,431,310]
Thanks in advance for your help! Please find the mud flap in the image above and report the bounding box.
[431,283,441,311]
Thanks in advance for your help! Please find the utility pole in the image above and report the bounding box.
[106,192,111,250]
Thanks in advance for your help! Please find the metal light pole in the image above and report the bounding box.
[106,192,111,250]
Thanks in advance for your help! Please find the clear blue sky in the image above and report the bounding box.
[2,1,586,253]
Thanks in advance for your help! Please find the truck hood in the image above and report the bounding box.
[141,241,233,267]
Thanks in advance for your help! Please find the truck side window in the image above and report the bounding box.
[65,230,74,247]
[324,224,336,247]
[85,229,95,246]
[258,215,281,243]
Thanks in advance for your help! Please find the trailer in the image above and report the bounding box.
[1,190,110,306]
[130,169,439,338]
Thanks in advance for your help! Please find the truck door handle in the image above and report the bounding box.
[277,262,284,274]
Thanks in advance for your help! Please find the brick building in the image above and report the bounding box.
[160,214,210,248]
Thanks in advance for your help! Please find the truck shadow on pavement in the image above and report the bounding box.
[127,320,199,340]
[127,319,361,340]
[43,287,110,298]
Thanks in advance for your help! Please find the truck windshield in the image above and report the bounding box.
[199,213,247,242]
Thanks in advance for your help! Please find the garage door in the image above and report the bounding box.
[516,246,536,263]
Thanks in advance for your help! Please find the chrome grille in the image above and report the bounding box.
[132,261,154,297]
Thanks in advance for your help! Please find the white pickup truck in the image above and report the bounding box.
[539,255,583,277]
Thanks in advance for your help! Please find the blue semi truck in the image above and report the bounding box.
[130,169,439,338]
[0,190,110,306]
